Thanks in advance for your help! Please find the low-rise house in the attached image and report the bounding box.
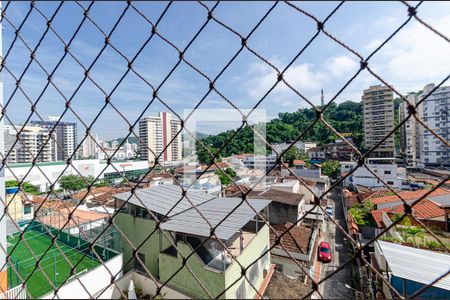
[113,184,274,299]
[269,223,318,281]
[247,188,306,224]
[371,199,447,232]
[364,188,450,210]
[373,241,450,298]
[427,194,450,232]
[5,187,34,221]
[307,138,356,162]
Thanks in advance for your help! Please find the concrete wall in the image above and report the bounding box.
[224,225,270,299]
[159,242,226,298]
[271,255,307,279]
[42,254,123,299]
[114,212,172,277]
[158,225,271,299]
[268,202,299,225]
[96,271,190,299]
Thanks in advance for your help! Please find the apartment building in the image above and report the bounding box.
[81,133,100,159]
[420,83,450,167]
[4,124,57,163]
[113,184,272,299]
[399,93,422,167]
[362,85,395,158]
[31,116,78,161]
[139,112,182,165]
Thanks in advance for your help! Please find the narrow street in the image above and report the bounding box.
[320,185,354,299]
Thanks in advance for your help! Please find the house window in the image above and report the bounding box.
[235,280,246,299]
[387,181,394,185]
[23,205,32,215]
[384,170,391,175]
[275,264,283,273]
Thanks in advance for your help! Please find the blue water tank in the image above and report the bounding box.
[5,187,19,194]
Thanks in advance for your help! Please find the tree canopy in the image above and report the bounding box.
[197,101,365,163]
[216,167,237,186]
[59,175,88,194]
[5,180,39,195]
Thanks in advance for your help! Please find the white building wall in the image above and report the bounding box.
[5,159,149,192]
[420,83,450,166]
[42,254,123,299]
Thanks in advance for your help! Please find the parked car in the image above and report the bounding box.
[318,241,332,263]
[325,205,333,217]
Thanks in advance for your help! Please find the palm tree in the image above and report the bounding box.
[405,227,425,247]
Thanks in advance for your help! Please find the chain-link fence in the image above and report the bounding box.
[0,1,449,299]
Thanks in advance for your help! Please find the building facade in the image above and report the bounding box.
[139,112,182,165]
[362,85,395,158]
[399,93,422,167]
[31,116,78,161]
[82,133,100,159]
[420,83,450,167]
[4,125,57,163]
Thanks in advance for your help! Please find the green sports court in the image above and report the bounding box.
[6,221,116,298]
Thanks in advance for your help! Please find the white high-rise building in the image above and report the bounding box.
[420,83,450,167]
[31,116,77,161]
[4,124,57,163]
[82,133,100,159]
[399,93,422,167]
[362,85,395,158]
[139,112,182,165]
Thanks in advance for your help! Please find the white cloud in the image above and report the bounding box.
[243,55,359,103]
[366,14,450,93]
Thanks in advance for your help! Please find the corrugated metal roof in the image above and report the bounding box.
[160,197,271,240]
[428,194,450,208]
[113,184,215,216]
[377,241,450,291]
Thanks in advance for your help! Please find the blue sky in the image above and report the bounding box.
[2,1,450,140]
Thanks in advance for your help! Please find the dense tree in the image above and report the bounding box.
[59,175,88,194]
[320,160,340,178]
[5,180,39,195]
[216,167,237,186]
[197,101,369,161]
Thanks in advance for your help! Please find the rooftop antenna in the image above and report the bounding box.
[321,89,324,107]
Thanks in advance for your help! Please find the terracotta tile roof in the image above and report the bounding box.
[270,222,312,254]
[145,172,172,180]
[366,188,450,205]
[38,209,108,230]
[347,212,360,235]
[72,186,114,201]
[371,199,446,228]
[72,186,133,205]
[264,271,312,299]
[371,210,385,228]
[293,160,305,165]
[248,188,304,206]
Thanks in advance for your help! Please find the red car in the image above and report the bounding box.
[318,241,332,262]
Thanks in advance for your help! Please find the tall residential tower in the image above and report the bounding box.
[31,116,77,161]
[139,112,182,165]
[362,85,395,158]
[420,83,450,167]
